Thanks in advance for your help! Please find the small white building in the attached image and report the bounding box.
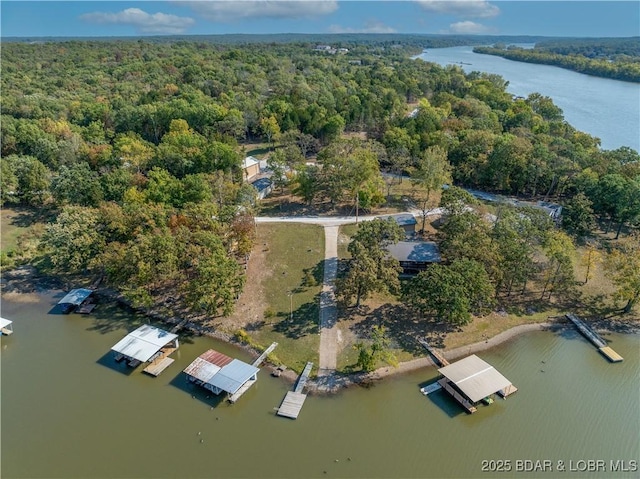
[242,156,260,182]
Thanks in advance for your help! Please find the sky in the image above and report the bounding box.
[1,1,639,38]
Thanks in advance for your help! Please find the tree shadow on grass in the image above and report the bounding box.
[4,205,57,228]
[272,295,320,339]
[347,303,457,355]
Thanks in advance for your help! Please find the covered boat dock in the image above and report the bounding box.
[110,324,179,375]
[0,317,14,336]
[438,355,517,413]
[57,288,94,314]
[183,349,260,402]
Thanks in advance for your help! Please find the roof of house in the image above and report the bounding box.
[438,355,513,403]
[111,325,178,362]
[251,178,272,192]
[378,214,417,227]
[58,288,93,306]
[243,156,260,169]
[183,349,259,395]
[387,241,441,263]
[0,317,13,328]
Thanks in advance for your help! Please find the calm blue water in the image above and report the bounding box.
[418,46,640,152]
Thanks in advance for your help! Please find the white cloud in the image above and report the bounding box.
[447,20,491,34]
[416,1,500,19]
[328,20,396,34]
[80,8,195,34]
[180,0,338,22]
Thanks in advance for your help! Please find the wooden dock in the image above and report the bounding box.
[566,314,623,362]
[277,392,307,419]
[599,346,624,362]
[418,338,450,366]
[143,357,175,376]
[143,347,177,376]
[228,377,257,403]
[277,361,313,419]
[252,342,278,367]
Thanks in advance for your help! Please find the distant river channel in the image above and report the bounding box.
[417,46,640,152]
[1,291,638,478]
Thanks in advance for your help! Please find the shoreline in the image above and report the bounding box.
[2,268,637,393]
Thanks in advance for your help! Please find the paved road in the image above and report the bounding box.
[318,226,339,377]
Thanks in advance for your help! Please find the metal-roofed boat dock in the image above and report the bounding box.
[437,355,517,413]
[57,288,93,313]
[0,317,14,336]
[183,349,260,402]
[110,324,179,375]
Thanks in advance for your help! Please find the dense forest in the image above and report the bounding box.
[474,37,640,83]
[2,38,639,317]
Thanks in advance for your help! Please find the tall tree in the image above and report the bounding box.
[604,234,640,313]
[403,259,494,325]
[41,205,105,274]
[353,325,397,372]
[410,145,452,234]
[336,218,403,307]
[562,192,596,239]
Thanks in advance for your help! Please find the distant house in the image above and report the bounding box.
[536,201,563,221]
[387,241,441,275]
[183,349,260,400]
[378,213,417,237]
[251,177,272,200]
[242,156,260,182]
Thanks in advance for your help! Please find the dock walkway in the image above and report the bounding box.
[252,342,278,367]
[277,361,313,419]
[566,314,623,362]
[418,338,450,366]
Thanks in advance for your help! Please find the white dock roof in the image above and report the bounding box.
[438,355,513,403]
[111,325,178,362]
[0,317,13,328]
[58,288,93,306]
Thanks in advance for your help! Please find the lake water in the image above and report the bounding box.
[1,292,638,478]
[418,46,640,152]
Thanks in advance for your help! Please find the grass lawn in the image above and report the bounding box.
[1,206,50,268]
[245,223,324,372]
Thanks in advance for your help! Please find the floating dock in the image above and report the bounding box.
[277,361,313,419]
[420,382,442,395]
[143,357,175,376]
[143,346,177,376]
[566,314,623,362]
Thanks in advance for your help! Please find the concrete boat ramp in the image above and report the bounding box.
[277,361,313,419]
